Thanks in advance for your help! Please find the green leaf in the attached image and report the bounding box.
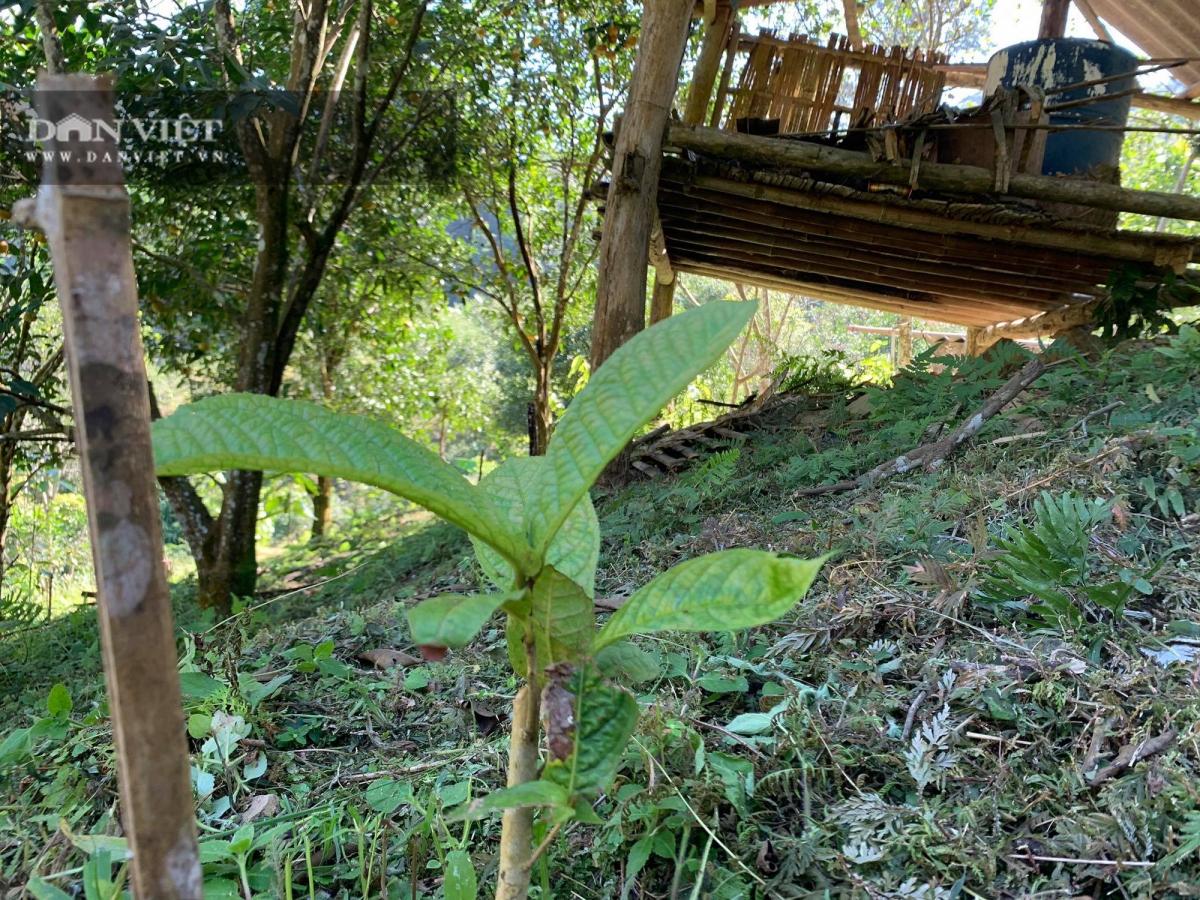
[365,778,414,814]
[595,550,826,651]
[407,592,513,650]
[707,751,755,815]
[152,395,538,576]
[724,712,775,735]
[595,641,660,685]
[447,780,571,821]
[443,850,478,900]
[178,671,226,701]
[229,823,254,855]
[528,301,757,552]
[542,664,640,797]
[472,456,599,596]
[506,568,594,677]
[187,714,212,739]
[46,684,72,719]
[24,878,72,900]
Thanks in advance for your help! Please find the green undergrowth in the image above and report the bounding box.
[4,329,1200,899]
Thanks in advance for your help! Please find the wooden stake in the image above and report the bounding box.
[25,74,201,900]
[591,0,694,370]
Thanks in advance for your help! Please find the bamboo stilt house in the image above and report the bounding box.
[621,0,1200,348]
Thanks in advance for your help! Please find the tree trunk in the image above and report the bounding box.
[532,365,553,456]
[164,178,288,616]
[311,475,334,541]
[0,436,15,594]
[589,0,694,371]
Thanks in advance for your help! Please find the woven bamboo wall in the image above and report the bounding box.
[721,32,948,134]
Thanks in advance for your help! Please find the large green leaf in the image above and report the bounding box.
[406,592,516,651]
[471,456,599,595]
[505,567,594,678]
[542,663,639,796]
[594,550,826,651]
[152,395,537,575]
[528,301,756,553]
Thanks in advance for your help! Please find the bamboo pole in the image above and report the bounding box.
[683,1,734,125]
[667,123,1200,221]
[23,74,201,899]
[591,0,694,369]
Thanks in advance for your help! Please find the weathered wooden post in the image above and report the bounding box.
[590,0,695,370]
[1038,0,1070,38]
[682,1,735,127]
[19,74,202,899]
[896,316,914,368]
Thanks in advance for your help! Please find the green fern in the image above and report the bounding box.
[978,492,1132,628]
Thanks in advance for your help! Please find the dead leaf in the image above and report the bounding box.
[418,645,447,662]
[470,700,505,737]
[240,794,280,824]
[357,648,421,670]
[540,663,577,763]
[756,839,778,874]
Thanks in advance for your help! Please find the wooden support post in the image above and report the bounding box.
[1039,0,1070,39]
[842,0,863,51]
[683,2,735,125]
[591,0,694,371]
[650,275,677,324]
[26,75,201,899]
[1073,0,1112,41]
[965,326,983,356]
[896,316,913,368]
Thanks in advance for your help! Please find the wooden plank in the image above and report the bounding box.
[655,189,1121,291]
[592,0,694,369]
[654,181,1125,282]
[674,258,1008,325]
[657,186,1123,284]
[26,74,202,900]
[668,169,1194,269]
[662,233,1065,314]
[667,123,1200,221]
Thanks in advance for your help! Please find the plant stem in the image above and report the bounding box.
[494,684,541,900]
[522,821,564,872]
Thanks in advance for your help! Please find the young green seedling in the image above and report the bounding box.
[152,301,826,899]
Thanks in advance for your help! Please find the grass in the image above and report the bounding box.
[2,330,1200,899]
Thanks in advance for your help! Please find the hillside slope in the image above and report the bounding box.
[2,330,1200,899]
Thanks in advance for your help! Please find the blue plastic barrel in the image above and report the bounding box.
[985,39,1138,177]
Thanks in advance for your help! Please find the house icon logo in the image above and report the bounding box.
[26,113,117,143]
[53,113,98,141]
